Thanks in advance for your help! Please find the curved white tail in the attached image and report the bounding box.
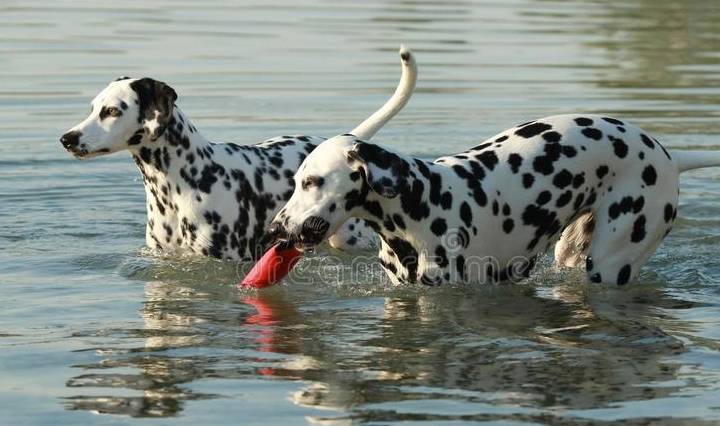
[671,150,720,172]
[350,45,417,140]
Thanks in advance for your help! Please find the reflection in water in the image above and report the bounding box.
[585,0,720,88]
[65,281,219,417]
[539,0,720,133]
[64,270,694,422]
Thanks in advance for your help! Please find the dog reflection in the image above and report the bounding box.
[65,278,689,419]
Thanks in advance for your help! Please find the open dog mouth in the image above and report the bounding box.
[269,218,329,253]
[273,236,319,253]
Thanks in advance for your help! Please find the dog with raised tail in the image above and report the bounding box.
[60,46,417,260]
[269,113,718,286]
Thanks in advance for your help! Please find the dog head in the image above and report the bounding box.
[269,135,409,250]
[60,77,177,158]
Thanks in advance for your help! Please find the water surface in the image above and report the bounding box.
[2,0,720,424]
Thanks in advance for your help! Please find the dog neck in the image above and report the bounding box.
[349,157,452,284]
[131,107,210,176]
[130,107,214,247]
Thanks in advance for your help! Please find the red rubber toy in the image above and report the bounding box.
[240,243,303,289]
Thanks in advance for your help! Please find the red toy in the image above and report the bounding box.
[239,243,303,289]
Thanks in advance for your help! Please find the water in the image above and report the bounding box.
[2,0,720,424]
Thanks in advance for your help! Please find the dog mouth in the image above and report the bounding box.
[269,225,325,254]
[69,149,90,159]
[273,236,319,254]
[294,242,317,254]
[65,146,110,160]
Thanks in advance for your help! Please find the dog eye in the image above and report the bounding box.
[301,175,325,190]
[106,107,121,116]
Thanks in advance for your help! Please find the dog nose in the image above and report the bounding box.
[300,216,330,244]
[60,131,81,148]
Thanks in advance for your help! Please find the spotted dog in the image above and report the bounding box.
[60,47,417,260]
[270,115,720,286]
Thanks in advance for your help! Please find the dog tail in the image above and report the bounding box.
[671,150,720,172]
[350,45,417,140]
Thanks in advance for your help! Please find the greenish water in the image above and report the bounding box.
[2,0,720,424]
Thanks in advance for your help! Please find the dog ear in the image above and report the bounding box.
[344,141,407,198]
[129,78,178,141]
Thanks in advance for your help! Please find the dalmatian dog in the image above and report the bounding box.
[59,47,416,260]
[270,115,720,286]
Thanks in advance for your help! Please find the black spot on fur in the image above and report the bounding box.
[555,191,572,207]
[631,215,646,243]
[127,129,144,146]
[393,214,406,230]
[608,196,635,220]
[572,173,585,189]
[574,117,593,126]
[664,203,674,222]
[521,204,561,251]
[596,165,609,179]
[553,169,573,189]
[532,142,562,175]
[515,122,552,138]
[460,202,473,226]
[617,264,632,285]
[435,245,449,268]
[542,131,562,143]
[400,180,430,221]
[609,135,628,158]
[470,142,492,151]
[364,200,384,219]
[139,146,152,164]
[503,218,514,234]
[641,134,655,149]
[561,145,577,157]
[602,117,624,125]
[387,237,419,283]
[452,164,488,207]
[456,255,467,281]
[581,128,603,140]
[642,165,657,186]
[536,191,552,205]
[507,153,523,173]
[573,193,585,210]
[633,196,645,213]
[430,218,447,236]
[522,173,535,188]
[476,151,499,170]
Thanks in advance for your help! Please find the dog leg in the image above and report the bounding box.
[554,210,595,268]
[584,191,677,286]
